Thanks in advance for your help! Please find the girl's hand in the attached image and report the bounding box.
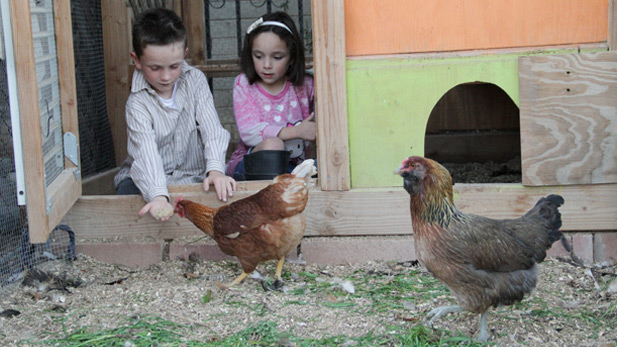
[297,113,316,141]
[138,196,174,221]
[204,170,236,202]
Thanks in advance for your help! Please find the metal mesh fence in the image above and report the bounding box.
[71,0,116,177]
[0,0,311,290]
[0,0,111,292]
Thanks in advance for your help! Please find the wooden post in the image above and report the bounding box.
[102,0,131,166]
[609,0,617,50]
[311,0,350,191]
[182,0,206,65]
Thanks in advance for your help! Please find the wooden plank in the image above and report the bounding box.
[182,0,205,65]
[609,0,617,50]
[344,0,608,56]
[311,0,350,191]
[102,0,131,166]
[36,0,84,242]
[63,183,617,240]
[10,1,49,242]
[519,51,617,185]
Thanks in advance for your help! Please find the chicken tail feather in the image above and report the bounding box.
[291,159,317,179]
[530,194,564,241]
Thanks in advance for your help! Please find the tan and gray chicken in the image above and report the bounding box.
[396,156,564,341]
[175,159,316,289]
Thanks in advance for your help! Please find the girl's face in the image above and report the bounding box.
[131,41,187,98]
[251,32,291,94]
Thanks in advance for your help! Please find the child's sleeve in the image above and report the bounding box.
[125,99,169,202]
[194,75,230,175]
[233,76,284,146]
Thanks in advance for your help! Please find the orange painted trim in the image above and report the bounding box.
[345,0,608,56]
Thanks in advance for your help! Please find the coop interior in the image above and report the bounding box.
[424,83,522,184]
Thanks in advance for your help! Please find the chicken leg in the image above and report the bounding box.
[476,312,489,342]
[261,257,287,291]
[216,272,249,290]
[425,304,463,327]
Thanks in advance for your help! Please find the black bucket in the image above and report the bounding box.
[243,150,290,180]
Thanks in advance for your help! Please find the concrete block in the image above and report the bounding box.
[547,232,594,263]
[169,242,234,262]
[76,242,164,268]
[594,232,617,263]
[300,236,415,265]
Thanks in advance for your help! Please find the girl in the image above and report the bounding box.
[225,11,315,180]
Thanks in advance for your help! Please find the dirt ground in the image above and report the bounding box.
[1,250,615,346]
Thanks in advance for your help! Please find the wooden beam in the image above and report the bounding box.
[311,0,350,191]
[182,0,205,65]
[10,1,48,241]
[63,183,617,240]
[42,0,83,241]
[102,0,131,166]
[610,0,617,50]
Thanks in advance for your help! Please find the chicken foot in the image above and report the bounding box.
[425,304,463,327]
[216,272,249,290]
[261,257,286,291]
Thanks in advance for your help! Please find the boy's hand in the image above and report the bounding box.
[138,196,174,221]
[204,170,236,202]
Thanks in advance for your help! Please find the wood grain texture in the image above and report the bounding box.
[610,0,617,50]
[102,0,131,166]
[519,51,617,185]
[10,1,48,242]
[63,183,617,240]
[311,0,350,191]
[43,0,83,242]
[182,0,205,65]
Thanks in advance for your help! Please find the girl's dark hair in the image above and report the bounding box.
[240,12,306,86]
[132,8,187,58]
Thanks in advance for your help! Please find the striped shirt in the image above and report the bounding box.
[114,61,230,202]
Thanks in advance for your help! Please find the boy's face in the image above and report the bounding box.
[131,42,187,98]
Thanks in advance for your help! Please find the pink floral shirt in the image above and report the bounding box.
[226,73,315,175]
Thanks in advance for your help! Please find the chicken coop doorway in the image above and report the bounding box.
[424,82,522,183]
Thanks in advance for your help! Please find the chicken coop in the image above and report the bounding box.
[1,0,616,281]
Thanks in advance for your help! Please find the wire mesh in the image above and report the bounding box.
[0,1,103,292]
[0,0,312,290]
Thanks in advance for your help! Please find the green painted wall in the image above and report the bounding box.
[345,48,594,188]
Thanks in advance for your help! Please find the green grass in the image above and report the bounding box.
[34,317,484,347]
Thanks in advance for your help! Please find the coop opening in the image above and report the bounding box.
[424,82,522,184]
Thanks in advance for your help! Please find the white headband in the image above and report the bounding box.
[246,17,293,35]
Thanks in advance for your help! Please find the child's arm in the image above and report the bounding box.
[194,73,236,201]
[203,170,236,202]
[125,100,170,203]
[277,113,316,141]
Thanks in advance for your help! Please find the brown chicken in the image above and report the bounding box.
[396,156,564,341]
[175,159,316,289]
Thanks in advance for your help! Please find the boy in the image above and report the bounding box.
[114,8,235,221]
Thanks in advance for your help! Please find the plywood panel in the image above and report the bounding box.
[519,51,617,186]
[63,183,617,240]
[345,0,608,56]
[346,52,524,188]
